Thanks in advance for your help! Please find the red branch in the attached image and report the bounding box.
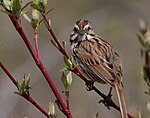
[65,92,70,110]
[34,29,40,58]
[8,15,73,118]
[41,12,134,118]
[0,62,49,118]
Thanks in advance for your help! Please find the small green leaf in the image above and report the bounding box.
[3,0,12,10]
[20,10,28,16]
[66,71,72,88]
[61,72,67,88]
[23,14,31,23]
[12,0,21,17]
[14,91,21,96]
[0,10,12,15]
[30,2,42,12]
[62,41,66,49]
[25,74,30,86]
[20,78,26,92]
[16,81,21,92]
[145,91,150,95]
[64,56,73,68]
[59,67,69,72]
[21,1,32,11]
[51,39,59,49]
[46,8,54,15]
[12,0,21,12]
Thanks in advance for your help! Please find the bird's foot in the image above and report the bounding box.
[99,87,113,110]
[85,80,94,91]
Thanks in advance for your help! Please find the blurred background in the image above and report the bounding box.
[0,0,150,118]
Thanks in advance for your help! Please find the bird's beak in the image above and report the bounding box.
[78,29,85,35]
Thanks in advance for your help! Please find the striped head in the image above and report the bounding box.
[70,19,95,45]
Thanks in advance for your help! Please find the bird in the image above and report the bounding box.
[70,19,128,118]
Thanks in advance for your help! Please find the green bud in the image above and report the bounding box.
[31,9,39,29]
[36,0,47,11]
[147,102,150,112]
[30,0,48,14]
[61,71,72,90]
[41,0,47,8]
[139,20,148,35]
[51,39,59,49]
[137,21,150,49]
[48,102,55,117]
[15,74,31,96]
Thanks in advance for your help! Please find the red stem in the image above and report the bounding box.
[0,62,49,118]
[34,29,40,58]
[0,62,18,86]
[8,16,73,118]
[41,13,69,58]
[65,91,70,110]
[25,95,49,117]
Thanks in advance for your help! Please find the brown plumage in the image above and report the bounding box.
[70,19,128,118]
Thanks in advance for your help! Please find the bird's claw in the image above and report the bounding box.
[85,81,94,91]
[98,87,113,110]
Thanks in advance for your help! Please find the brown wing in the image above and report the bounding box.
[74,37,123,86]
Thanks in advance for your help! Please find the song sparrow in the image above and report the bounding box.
[70,19,128,118]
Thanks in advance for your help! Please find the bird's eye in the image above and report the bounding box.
[87,26,91,30]
[73,27,78,32]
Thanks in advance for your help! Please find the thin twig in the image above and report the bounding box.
[34,29,40,58]
[65,91,70,110]
[0,62,49,118]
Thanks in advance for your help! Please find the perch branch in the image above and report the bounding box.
[41,12,134,118]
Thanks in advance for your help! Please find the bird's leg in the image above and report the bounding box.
[99,87,113,110]
[85,80,94,91]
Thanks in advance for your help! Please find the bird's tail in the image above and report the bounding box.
[114,79,128,118]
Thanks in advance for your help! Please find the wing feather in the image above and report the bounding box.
[74,38,122,85]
